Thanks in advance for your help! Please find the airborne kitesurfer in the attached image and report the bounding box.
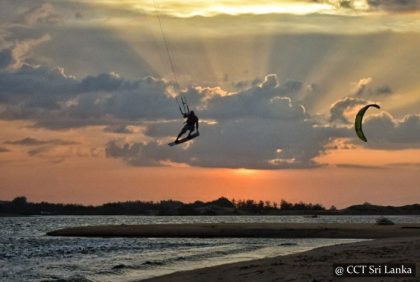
[175,110,199,143]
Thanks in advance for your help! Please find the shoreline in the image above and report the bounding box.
[142,236,420,282]
[47,223,420,238]
[46,223,420,281]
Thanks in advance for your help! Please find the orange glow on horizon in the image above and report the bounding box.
[234,168,259,176]
[319,145,420,167]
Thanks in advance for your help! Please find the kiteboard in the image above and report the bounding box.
[168,132,199,147]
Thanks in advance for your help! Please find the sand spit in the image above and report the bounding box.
[47,223,420,239]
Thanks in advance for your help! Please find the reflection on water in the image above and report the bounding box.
[1,215,419,281]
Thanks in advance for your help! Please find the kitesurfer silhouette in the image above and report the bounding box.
[175,110,199,142]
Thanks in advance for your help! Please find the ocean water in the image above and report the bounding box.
[1,215,420,282]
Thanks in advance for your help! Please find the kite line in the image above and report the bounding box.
[152,0,179,87]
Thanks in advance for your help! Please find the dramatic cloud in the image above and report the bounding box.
[366,0,420,12]
[352,77,393,98]
[0,65,77,121]
[202,75,306,121]
[329,97,368,124]
[104,74,349,169]
[107,117,345,169]
[0,35,50,70]
[329,99,420,149]
[0,3,56,71]
[3,136,86,160]
[361,112,420,149]
[0,65,179,128]
[0,56,348,169]
[320,0,420,12]
[1,56,419,169]
[353,77,372,96]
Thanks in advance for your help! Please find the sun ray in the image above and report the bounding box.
[101,0,335,18]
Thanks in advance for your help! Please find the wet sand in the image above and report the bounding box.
[142,236,420,282]
[47,223,420,239]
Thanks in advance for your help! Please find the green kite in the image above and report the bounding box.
[355,104,380,142]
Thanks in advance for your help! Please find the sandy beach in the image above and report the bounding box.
[142,236,420,282]
[47,223,420,281]
[47,223,420,239]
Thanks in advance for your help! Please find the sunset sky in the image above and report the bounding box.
[1,0,420,208]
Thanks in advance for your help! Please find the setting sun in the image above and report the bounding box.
[234,168,259,176]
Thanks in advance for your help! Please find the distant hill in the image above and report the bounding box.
[1,196,419,216]
[342,203,420,215]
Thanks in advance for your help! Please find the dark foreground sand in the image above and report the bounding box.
[142,236,420,282]
[47,223,420,239]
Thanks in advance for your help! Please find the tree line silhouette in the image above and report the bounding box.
[1,196,419,216]
[1,196,326,215]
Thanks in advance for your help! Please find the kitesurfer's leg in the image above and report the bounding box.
[176,126,187,141]
[187,124,194,138]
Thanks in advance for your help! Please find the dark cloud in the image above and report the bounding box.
[0,48,13,69]
[374,85,393,96]
[338,1,353,9]
[314,0,354,9]
[0,35,50,70]
[318,0,420,12]
[329,97,368,124]
[4,136,78,158]
[232,80,249,90]
[367,0,420,12]
[329,96,420,150]
[231,78,262,90]
[0,2,74,80]
[352,77,393,98]
[105,74,348,169]
[0,65,179,127]
[298,83,323,110]
[106,117,345,169]
[361,112,420,149]
[5,137,77,146]
[280,80,303,94]
[0,60,419,169]
[0,64,76,102]
[203,75,307,121]
[1,66,303,130]
[103,125,135,134]
[335,163,384,169]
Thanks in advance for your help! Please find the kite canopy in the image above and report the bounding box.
[355,104,380,142]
